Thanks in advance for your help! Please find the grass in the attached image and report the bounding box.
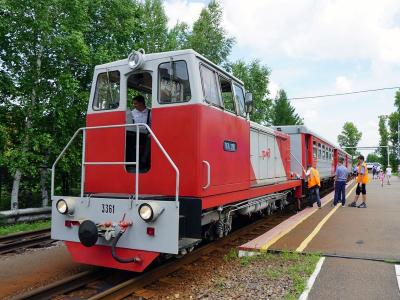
[0,220,51,236]
[223,247,238,262]
[214,277,227,290]
[235,250,320,299]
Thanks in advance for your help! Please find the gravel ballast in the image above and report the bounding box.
[134,250,320,300]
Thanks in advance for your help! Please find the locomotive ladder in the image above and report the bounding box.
[50,123,180,206]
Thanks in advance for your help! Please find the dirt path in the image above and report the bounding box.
[0,242,90,299]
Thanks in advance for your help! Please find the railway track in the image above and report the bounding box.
[0,228,53,254]
[87,213,292,300]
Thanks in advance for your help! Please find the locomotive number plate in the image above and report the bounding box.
[101,204,115,214]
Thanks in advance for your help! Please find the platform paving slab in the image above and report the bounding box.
[238,185,341,256]
[308,257,400,300]
[304,176,400,260]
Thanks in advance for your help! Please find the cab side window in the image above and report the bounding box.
[200,65,221,107]
[93,71,120,110]
[233,84,246,117]
[218,76,235,113]
[158,60,191,104]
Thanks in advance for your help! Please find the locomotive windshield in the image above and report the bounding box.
[158,60,191,104]
[93,70,120,110]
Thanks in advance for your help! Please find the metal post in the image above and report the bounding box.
[135,126,140,204]
[387,145,390,168]
[81,130,86,197]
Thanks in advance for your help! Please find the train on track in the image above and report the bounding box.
[51,49,352,272]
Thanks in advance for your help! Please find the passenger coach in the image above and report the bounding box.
[51,49,303,272]
[273,125,352,190]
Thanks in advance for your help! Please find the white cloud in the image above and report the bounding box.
[335,76,352,92]
[164,0,204,28]
[221,0,400,63]
[268,80,280,98]
[164,1,399,148]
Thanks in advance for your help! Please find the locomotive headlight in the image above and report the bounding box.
[127,49,145,70]
[56,198,75,215]
[138,202,164,222]
[139,204,153,221]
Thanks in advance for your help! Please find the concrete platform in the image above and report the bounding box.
[238,181,355,256]
[240,177,400,261]
[308,257,400,300]
[239,176,400,299]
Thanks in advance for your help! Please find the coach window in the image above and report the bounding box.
[233,84,246,117]
[318,143,322,159]
[93,70,120,110]
[200,65,221,107]
[218,76,235,113]
[322,145,326,160]
[313,141,317,158]
[158,60,191,104]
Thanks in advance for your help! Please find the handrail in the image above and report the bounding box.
[290,152,306,176]
[202,160,211,189]
[51,123,180,206]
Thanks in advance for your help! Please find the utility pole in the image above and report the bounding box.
[387,145,390,168]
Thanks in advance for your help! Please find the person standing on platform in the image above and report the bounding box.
[306,163,321,209]
[379,170,385,187]
[333,157,348,207]
[372,165,377,180]
[349,155,369,208]
[386,165,392,185]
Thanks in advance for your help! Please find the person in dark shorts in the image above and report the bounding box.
[349,155,369,208]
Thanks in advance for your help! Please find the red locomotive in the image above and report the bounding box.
[51,49,350,272]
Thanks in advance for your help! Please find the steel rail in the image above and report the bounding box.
[0,228,52,254]
[12,270,104,300]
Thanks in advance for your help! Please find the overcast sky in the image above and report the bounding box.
[164,0,400,154]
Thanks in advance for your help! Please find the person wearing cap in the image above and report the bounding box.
[306,162,321,208]
[349,155,369,208]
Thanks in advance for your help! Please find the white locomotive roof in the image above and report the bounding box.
[94,49,244,86]
[273,125,351,156]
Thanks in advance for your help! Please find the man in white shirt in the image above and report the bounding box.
[129,95,151,171]
[386,166,392,185]
[131,95,151,126]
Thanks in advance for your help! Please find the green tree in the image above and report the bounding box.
[387,112,399,170]
[337,122,362,157]
[230,60,272,124]
[271,90,303,126]
[378,115,389,169]
[186,0,234,65]
[395,89,400,113]
[137,0,169,53]
[366,153,381,163]
[166,22,190,51]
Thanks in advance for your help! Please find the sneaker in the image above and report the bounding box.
[357,203,367,208]
[341,204,346,207]
[348,202,357,207]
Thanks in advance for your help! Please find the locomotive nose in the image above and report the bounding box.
[78,220,99,247]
